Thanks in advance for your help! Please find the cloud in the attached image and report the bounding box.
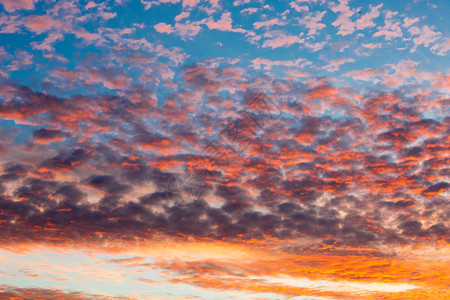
[140,0,180,10]
[403,16,420,28]
[355,3,382,30]
[330,0,355,36]
[0,0,36,12]
[361,43,382,49]
[23,15,63,34]
[233,0,251,5]
[241,7,258,14]
[262,30,305,48]
[2,65,448,253]
[430,39,450,56]
[322,57,355,72]
[155,21,203,39]
[32,128,67,144]
[290,2,309,12]
[154,22,174,34]
[305,40,327,51]
[0,0,448,293]
[298,10,327,35]
[253,18,285,30]
[250,57,310,70]
[205,12,247,34]
[373,10,403,40]
[408,25,441,52]
[8,50,33,71]
[175,11,190,22]
[0,284,131,300]
[182,0,200,8]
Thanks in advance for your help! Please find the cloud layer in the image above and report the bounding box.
[0,0,449,299]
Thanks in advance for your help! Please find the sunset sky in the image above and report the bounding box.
[0,0,449,299]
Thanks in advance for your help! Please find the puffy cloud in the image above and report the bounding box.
[330,0,355,36]
[408,25,442,52]
[403,16,420,28]
[430,39,450,56]
[262,30,305,48]
[290,2,309,12]
[361,42,382,49]
[0,0,36,12]
[1,64,448,252]
[355,3,382,30]
[205,12,247,33]
[23,15,63,34]
[155,21,203,39]
[0,1,448,298]
[297,10,327,35]
[322,57,355,72]
[253,18,286,30]
[141,0,180,10]
[154,22,174,34]
[175,11,190,22]
[373,10,403,40]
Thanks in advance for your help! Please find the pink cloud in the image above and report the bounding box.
[53,69,82,81]
[182,0,200,8]
[206,12,232,30]
[243,7,259,15]
[140,0,180,10]
[361,43,382,49]
[408,25,441,52]
[298,10,327,35]
[345,60,421,88]
[174,22,203,39]
[73,28,103,43]
[304,40,327,52]
[0,15,21,34]
[85,2,97,9]
[262,31,305,49]
[0,0,36,12]
[345,68,387,84]
[31,32,63,51]
[155,21,203,39]
[85,68,132,90]
[330,0,355,36]
[233,0,251,5]
[290,0,321,12]
[430,39,450,56]
[175,11,190,22]
[403,16,420,28]
[9,51,33,71]
[205,12,247,33]
[355,3,382,30]
[154,22,174,34]
[373,11,403,40]
[253,18,285,30]
[330,2,383,35]
[24,15,62,34]
[322,57,355,72]
[98,10,117,21]
[251,57,310,70]
[290,2,308,12]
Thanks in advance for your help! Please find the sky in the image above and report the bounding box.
[0,0,449,299]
